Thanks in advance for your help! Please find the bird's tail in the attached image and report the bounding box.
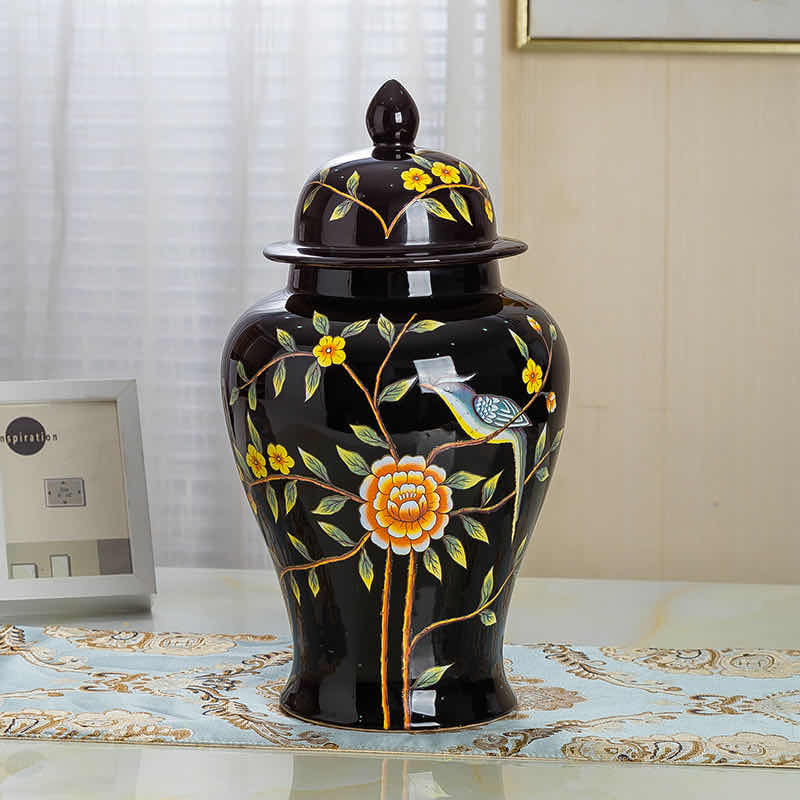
[510,429,527,541]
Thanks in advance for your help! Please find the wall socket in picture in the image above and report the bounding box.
[44,478,86,508]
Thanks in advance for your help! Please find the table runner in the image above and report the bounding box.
[1,624,799,768]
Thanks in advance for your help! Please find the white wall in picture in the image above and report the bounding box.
[529,0,800,40]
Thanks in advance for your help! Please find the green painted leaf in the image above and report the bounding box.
[346,170,360,197]
[302,185,320,213]
[336,445,370,476]
[228,386,239,406]
[247,381,257,411]
[461,515,489,543]
[330,199,353,221]
[266,484,279,521]
[308,568,320,597]
[288,532,311,560]
[409,153,433,170]
[304,361,321,402]
[358,549,374,591]
[313,311,329,336]
[298,447,330,483]
[481,471,503,506]
[320,167,330,183]
[408,319,444,333]
[421,197,456,222]
[411,663,453,690]
[444,471,484,489]
[378,376,417,404]
[284,480,297,514]
[319,521,355,547]
[535,424,547,462]
[350,424,389,449]
[479,609,497,626]
[458,161,473,185]
[549,323,557,341]
[449,189,471,225]
[312,494,348,515]
[535,466,550,482]
[514,539,527,564]
[480,567,494,605]
[233,446,250,477]
[237,361,247,381]
[443,535,467,569]
[273,360,286,398]
[551,429,564,451]
[341,318,370,338]
[509,329,529,361]
[276,329,296,352]
[423,548,442,582]
[377,314,395,344]
[289,574,300,604]
[246,413,263,454]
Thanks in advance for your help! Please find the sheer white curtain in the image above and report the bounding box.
[0,0,501,568]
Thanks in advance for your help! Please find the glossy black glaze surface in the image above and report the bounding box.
[221,262,569,730]
[222,80,568,731]
[263,80,526,266]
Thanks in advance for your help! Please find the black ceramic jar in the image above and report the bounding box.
[221,80,569,731]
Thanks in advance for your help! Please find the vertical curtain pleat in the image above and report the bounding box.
[0,0,500,568]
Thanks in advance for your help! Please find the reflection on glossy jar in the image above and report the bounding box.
[221,80,569,731]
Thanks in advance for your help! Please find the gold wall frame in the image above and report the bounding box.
[516,0,800,53]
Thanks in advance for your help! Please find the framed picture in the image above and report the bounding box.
[0,379,155,614]
[517,0,800,52]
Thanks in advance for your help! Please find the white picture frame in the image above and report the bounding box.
[0,379,155,615]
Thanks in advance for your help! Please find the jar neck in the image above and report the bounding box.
[286,261,503,300]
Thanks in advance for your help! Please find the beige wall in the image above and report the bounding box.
[503,2,800,583]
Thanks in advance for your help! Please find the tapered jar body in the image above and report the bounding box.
[221,261,569,730]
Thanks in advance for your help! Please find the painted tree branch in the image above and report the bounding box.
[401,552,417,728]
[247,474,361,503]
[343,362,398,460]
[451,448,552,517]
[237,351,313,390]
[408,561,520,654]
[308,181,389,236]
[278,531,372,580]
[373,313,418,408]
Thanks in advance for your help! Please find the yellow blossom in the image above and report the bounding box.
[246,444,268,478]
[431,162,460,184]
[484,198,494,222]
[527,316,542,333]
[522,359,543,395]
[546,392,557,413]
[267,443,295,475]
[401,167,432,192]
[313,335,346,367]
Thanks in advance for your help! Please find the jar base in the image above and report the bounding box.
[278,678,518,733]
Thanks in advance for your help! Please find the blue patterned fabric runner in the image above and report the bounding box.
[1,625,799,767]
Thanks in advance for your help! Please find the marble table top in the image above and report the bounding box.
[1,568,799,798]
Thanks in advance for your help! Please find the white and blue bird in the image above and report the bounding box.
[415,356,531,540]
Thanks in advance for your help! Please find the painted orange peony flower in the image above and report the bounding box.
[431,162,460,184]
[267,443,294,475]
[546,391,557,413]
[522,358,543,395]
[313,335,346,367]
[401,167,432,192]
[359,455,453,555]
[246,444,268,478]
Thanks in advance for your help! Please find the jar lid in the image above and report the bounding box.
[263,79,527,268]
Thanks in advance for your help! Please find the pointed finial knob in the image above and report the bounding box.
[366,79,419,149]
